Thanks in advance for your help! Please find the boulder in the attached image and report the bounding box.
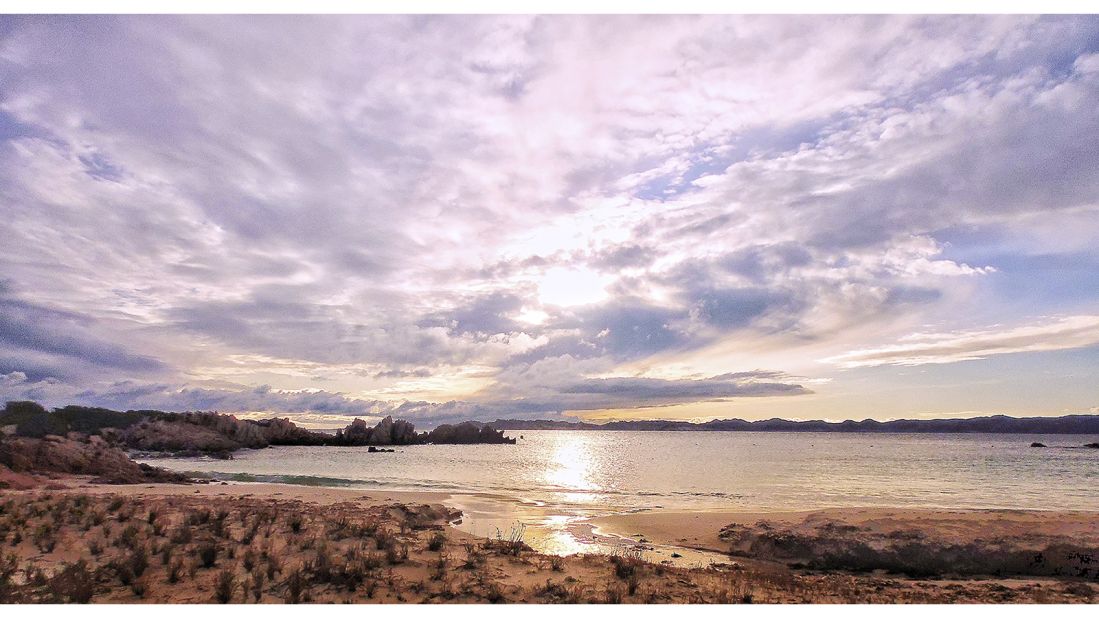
[1030,442,1047,448]
[336,418,374,445]
[368,416,395,445]
[391,419,417,445]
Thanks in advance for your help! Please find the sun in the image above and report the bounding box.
[535,267,612,308]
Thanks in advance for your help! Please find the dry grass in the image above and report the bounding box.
[0,491,1095,604]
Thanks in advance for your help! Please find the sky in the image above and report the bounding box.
[1,14,1098,427]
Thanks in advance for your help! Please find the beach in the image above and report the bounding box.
[2,477,1096,603]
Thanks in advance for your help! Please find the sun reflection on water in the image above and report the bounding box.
[543,438,600,503]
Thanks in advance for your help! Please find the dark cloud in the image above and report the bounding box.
[0,283,164,376]
[372,367,433,379]
[687,287,799,330]
[417,291,526,337]
[560,372,809,401]
[718,243,813,282]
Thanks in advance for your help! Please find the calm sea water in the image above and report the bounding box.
[140,430,1099,512]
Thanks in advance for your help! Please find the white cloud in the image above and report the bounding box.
[825,315,1099,368]
[1,16,1098,420]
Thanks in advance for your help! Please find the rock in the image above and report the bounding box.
[423,422,515,444]
[1084,443,1099,449]
[252,417,327,446]
[0,434,189,484]
[368,416,395,445]
[1030,442,1047,448]
[367,446,394,453]
[0,463,39,489]
[123,419,240,455]
[338,418,374,445]
[391,419,417,445]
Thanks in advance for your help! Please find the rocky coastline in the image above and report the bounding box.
[0,401,514,488]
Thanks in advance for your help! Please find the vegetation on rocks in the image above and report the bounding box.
[2,401,514,461]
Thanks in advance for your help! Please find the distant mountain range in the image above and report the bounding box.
[488,414,1099,434]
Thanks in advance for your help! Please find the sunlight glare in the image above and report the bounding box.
[536,267,611,307]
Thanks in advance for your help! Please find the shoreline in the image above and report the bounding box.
[47,477,1099,570]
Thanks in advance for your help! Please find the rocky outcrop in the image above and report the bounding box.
[118,412,517,451]
[368,416,394,445]
[2,401,516,457]
[123,419,241,455]
[422,422,515,444]
[0,434,188,485]
[0,463,38,490]
[120,411,329,455]
[718,514,1099,579]
[250,416,328,446]
[328,416,499,446]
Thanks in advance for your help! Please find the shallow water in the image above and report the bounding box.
[139,430,1099,558]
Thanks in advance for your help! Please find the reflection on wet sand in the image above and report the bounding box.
[444,491,731,567]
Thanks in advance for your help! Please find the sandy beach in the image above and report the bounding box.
[594,507,1099,557]
[1,478,1096,603]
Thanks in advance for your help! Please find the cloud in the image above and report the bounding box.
[0,282,165,378]
[1,16,1098,421]
[555,371,810,408]
[825,315,1099,368]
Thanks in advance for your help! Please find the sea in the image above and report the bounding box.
[137,430,1099,558]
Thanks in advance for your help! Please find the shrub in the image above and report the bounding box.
[386,542,408,565]
[242,547,256,572]
[198,542,218,568]
[33,524,57,553]
[171,522,193,544]
[117,524,140,550]
[251,569,266,602]
[288,514,304,534]
[265,554,282,579]
[48,560,95,603]
[214,569,236,604]
[611,549,644,580]
[284,569,304,604]
[128,547,149,578]
[605,583,624,604]
[427,531,447,552]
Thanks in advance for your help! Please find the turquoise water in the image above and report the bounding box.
[139,430,1099,512]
